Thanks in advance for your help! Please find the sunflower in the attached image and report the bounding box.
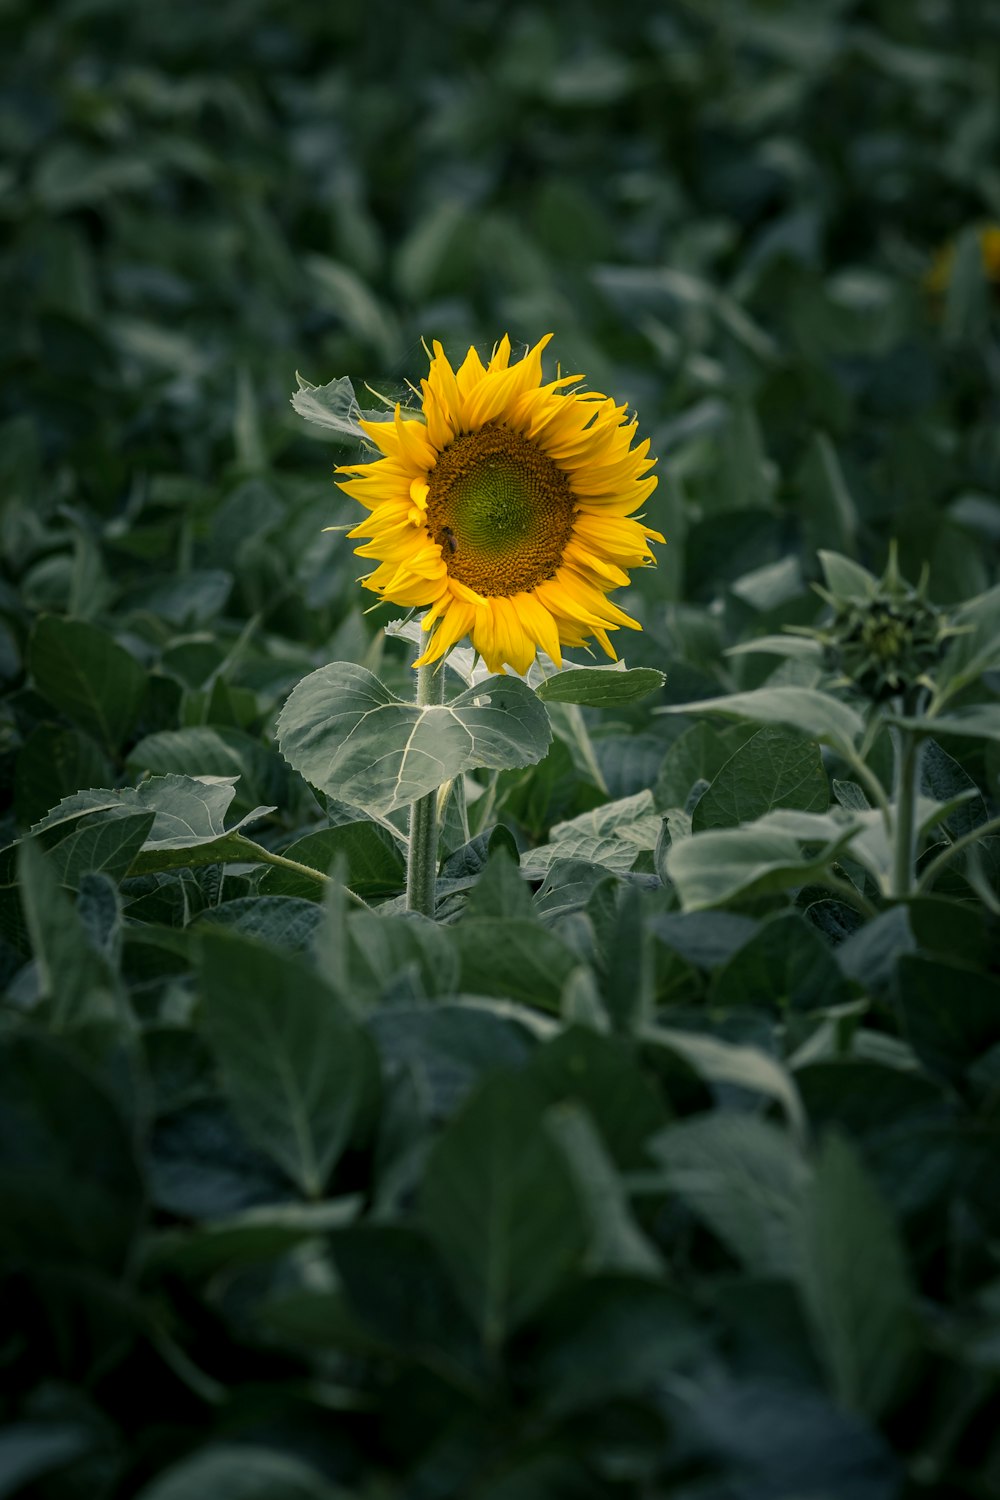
[336,334,662,675]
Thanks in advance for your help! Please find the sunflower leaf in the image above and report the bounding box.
[276,663,552,816]
[536,666,666,707]
[290,372,366,440]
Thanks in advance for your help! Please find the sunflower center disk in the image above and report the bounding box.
[425,423,576,596]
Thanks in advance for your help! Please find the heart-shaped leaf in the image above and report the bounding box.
[277,662,551,815]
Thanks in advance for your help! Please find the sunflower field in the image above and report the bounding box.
[3,0,1000,1495]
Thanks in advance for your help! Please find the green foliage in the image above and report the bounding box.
[2,0,1000,1495]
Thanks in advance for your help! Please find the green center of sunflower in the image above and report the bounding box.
[425,422,576,595]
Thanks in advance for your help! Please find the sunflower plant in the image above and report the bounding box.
[282,335,665,915]
[660,548,1000,912]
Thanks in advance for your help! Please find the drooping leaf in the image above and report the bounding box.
[290,371,365,439]
[641,1024,805,1138]
[16,838,118,1026]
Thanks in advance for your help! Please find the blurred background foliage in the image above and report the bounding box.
[3,0,1000,660]
[3,1,1000,1497]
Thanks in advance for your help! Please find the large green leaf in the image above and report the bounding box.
[277,662,551,815]
[420,1073,588,1346]
[527,1024,668,1168]
[328,1224,481,1374]
[895,955,1000,1084]
[654,720,734,811]
[711,911,850,1011]
[453,918,578,1009]
[42,810,155,891]
[198,931,375,1197]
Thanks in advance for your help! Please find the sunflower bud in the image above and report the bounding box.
[801,547,958,704]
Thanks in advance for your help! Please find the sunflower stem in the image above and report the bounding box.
[406,660,445,916]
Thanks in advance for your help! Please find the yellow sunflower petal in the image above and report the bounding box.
[334,333,662,674]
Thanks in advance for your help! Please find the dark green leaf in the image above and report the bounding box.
[693,725,830,832]
[29,615,148,754]
[420,1072,588,1346]
[712,912,850,1011]
[798,1133,917,1417]
[16,838,118,1026]
[535,666,665,706]
[0,1032,144,1269]
[198,931,375,1196]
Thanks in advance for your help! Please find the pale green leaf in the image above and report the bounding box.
[277,663,551,816]
[659,687,864,757]
[665,808,861,911]
[134,1446,343,1500]
[521,790,662,876]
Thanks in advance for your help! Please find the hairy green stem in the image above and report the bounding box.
[406,660,445,916]
[235,837,371,910]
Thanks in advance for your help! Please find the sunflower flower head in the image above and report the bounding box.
[336,334,662,675]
